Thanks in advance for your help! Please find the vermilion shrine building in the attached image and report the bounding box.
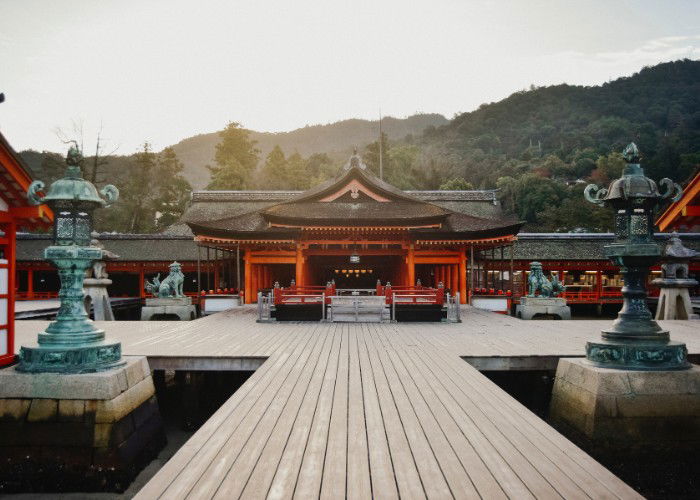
[184,155,522,304]
[13,157,700,309]
[0,132,52,366]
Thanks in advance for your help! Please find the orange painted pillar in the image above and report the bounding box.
[138,268,145,298]
[244,249,252,303]
[295,244,304,286]
[451,264,458,295]
[27,269,34,299]
[214,264,220,290]
[407,244,415,286]
[459,249,467,304]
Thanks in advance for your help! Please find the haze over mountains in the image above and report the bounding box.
[18,59,700,233]
[170,114,448,189]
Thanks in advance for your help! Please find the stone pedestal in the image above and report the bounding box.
[516,296,571,320]
[84,277,115,321]
[653,278,698,320]
[0,356,166,492]
[141,296,196,321]
[550,358,700,453]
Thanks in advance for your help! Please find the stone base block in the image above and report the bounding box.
[516,297,571,320]
[145,296,192,306]
[141,304,196,321]
[0,356,166,493]
[550,358,700,453]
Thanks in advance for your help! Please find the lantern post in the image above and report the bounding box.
[582,142,688,369]
[18,144,123,373]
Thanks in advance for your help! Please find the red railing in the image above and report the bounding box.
[16,291,58,300]
[383,284,445,305]
[273,283,336,305]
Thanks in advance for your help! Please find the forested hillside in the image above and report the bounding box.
[171,114,448,189]
[19,59,700,233]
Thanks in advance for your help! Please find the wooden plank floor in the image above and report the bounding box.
[15,308,699,499]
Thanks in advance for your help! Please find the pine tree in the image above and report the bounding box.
[207,122,259,190]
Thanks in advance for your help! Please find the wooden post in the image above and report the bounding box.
[27,268,34,299]
[244,248,252,303]
[459,247,467,304]
[236,244,241,292]
[451,263,458,296]
[138,268,145,298]
[407,244,415,286]
[596,270,603,299]
[295,244,304,286]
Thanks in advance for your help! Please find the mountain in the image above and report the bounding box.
[171,114,448,189]
[419,59,700,186]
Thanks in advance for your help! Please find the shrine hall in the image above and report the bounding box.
[183,153,522,305]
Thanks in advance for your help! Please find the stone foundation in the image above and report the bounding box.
[516,296,571,320]
[0,356,165,493]
[550,358,700,453]
[141,296,197,321]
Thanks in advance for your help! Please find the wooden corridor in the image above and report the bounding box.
[15,309,700,499]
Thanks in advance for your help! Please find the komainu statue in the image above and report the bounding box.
[527,261,564,298]
[145,261,185,298]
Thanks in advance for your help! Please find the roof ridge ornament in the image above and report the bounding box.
[343,147,367,170]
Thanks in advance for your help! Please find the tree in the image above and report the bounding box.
[363,132,389,177]
[151,147,192,231]
[259,145,288,189]
[286,152,308,190]
[590,152,625,184]
[97,144,192,233]
[207,122,259,189]
[121,143,158,233]
[536,185,614,232]
[439,178,474,190]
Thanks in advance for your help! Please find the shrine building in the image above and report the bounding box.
[182,153,522,304]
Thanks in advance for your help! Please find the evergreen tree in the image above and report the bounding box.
[363,132,389,177]
[259,145,288,189]
[439,178,474,190]
[152,147,192,231]
[207,122,259,189]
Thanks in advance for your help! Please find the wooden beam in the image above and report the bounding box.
[459,247,467,304]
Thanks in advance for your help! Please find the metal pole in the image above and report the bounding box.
[197,245,201,297]
[379,110,383,180]
[510,241,515,293]
[469,245,474,304]
[500,245,504,291]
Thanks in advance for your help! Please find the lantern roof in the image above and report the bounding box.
[585,142,681,208]
[40,146,107,206]
[602,143,663,203]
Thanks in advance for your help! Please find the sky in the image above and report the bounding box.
[1,0,699,154]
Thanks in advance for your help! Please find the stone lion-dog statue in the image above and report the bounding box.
[145,261,185,298]
[527,261,564,298]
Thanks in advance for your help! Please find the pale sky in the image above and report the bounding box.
[1,0,699,154]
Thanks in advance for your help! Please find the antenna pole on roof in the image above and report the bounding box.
[378,109,383,180]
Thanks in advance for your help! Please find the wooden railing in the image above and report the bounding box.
[273,284,336,305]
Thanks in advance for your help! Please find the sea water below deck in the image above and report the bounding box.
[13,307,700,498]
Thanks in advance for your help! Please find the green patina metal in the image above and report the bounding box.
[584,142,689,370]
[144,261,186,298]
[526,261,564,298]
[18,144,123,373]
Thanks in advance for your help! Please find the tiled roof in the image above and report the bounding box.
[16,232,700,263]
[496,233,700,261]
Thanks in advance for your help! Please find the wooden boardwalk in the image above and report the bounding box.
[15,308,700,499]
